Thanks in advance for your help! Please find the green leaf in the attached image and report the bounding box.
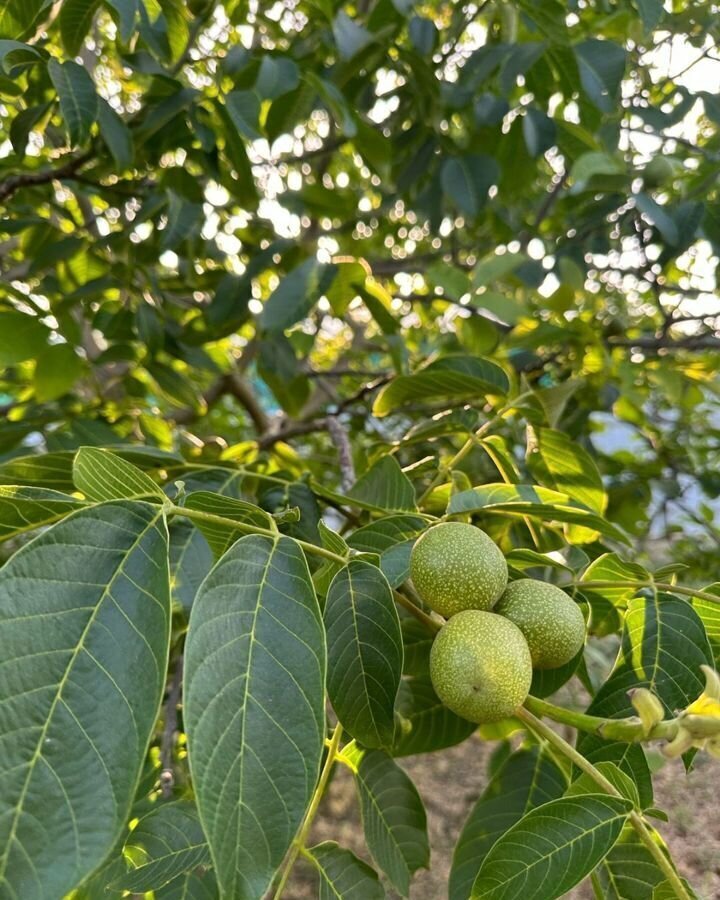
[309,842,385,900]
[260,258,337,332]
[450,747,566,900]
[332,10,372,60]
[0,38,42,73]
[48,59,99,146]
[441,155,500,217]
[0,501,171,898]
[104,0,138,42]
[580,592,713,805]
[634,0,664,31]
[635,192,679,246]
[352,749,429,896]
[255,55,299,100]
[97,98,134,169]
[112,801,210,892]
[0,485,85,542]
[448,483,629,544]
[574,39,626,111]
[0,310,49,365]
[73,446,165,502]
[184,534,326,900]
[522,107,556,157]
[325,560,403,749]
[373,356,510,417]
[225,89,261,140]
[595,823,674,898]
[566,762,640,807]
[348,456,417,513]
[154,868,219,898]
[0,0,51,39]
[586,592,713,718]
[58,0,99,56]
[392,676,476,756]
[691,582,720,665]
[529,427,606,513]
[471,794,632,900]
[472,251,528,288]
[182,490,275,556]
[570,151,624,184]
[346,514,426,588]
[34,343,84,401]
[579,552,649,636]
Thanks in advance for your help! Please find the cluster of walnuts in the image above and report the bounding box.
[410,523,586,723]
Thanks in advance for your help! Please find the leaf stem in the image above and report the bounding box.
[417,391,534,506]
[517,708,692,900]
[167,504,437,631]
[168,503,348,564]
[393,589,443,632]
[273,723,343,899]
[524,696,680,743]
[577,579,720,607]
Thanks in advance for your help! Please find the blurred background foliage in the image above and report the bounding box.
[1,0,720,577]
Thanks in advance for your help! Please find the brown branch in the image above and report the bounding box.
[0,150,94,204]
[326,416,356,492]
[607,333,720,351]
[172,372,270,433]
[159,654,183,800]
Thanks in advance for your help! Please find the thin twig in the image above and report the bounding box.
[159,654,184,799]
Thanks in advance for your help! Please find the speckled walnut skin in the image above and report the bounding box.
[429,610,532,723]
[495,578,586,670]
[410,523,508,618]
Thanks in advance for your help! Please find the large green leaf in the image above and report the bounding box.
[325,560,403,749]
[0,0,50,40]
[47,59,99,146]
[587,592,713,719]
[155,869,219,899]
[392,676,476,757]
[260,259,337,331]
[373,356,509,417]
[58,0,99,55]
[440,155,500,217]
[0,501,171,898]
[73,446,165,502]
[580,592,713,806]
[471,794,633,900]
[184,534,326,900]
[112,801,210,892]
[574,39,626,111]
[450,747,566,900]
[0,486,85,542]
[347,456,417,513]
[448,483,629,544]
[578,552,649,636]
[692,582,720,665]
[595,824,674,899]
[351,749,429,896]
[0,310,49,365]
[309,842,385,900]
[529,427,606,513]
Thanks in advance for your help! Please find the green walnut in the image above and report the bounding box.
[410,522,508,617]
[429,610,532,723]
[495,578,586,670]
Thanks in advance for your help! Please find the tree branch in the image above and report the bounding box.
[0,150,94,204]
